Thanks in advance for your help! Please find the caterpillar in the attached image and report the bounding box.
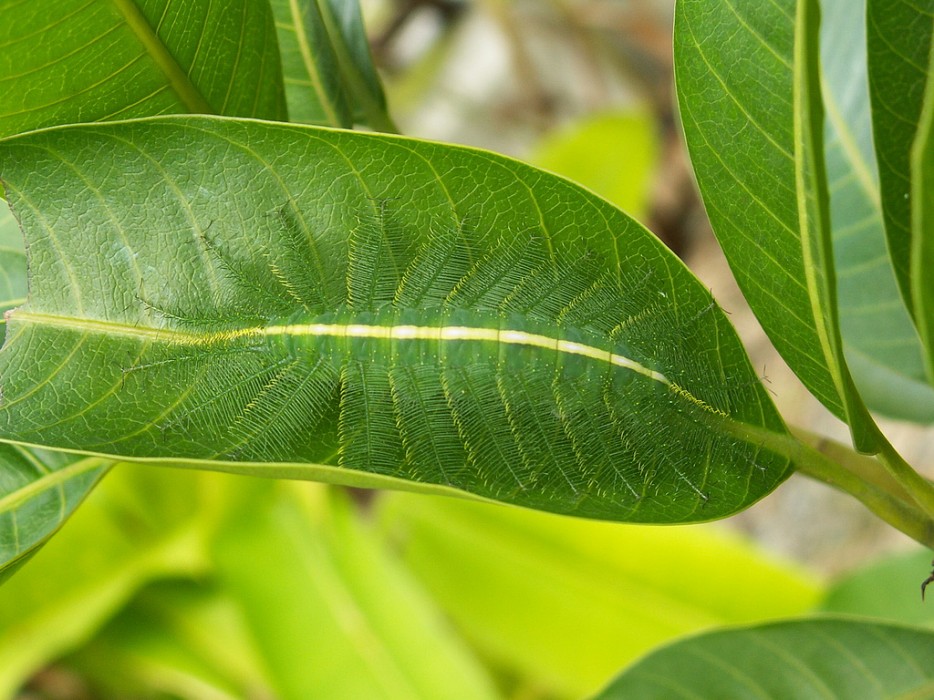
[99,202,767,521]
[0,119,790,522]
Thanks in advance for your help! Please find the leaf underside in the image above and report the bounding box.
[675,0,881,447]
[867,0,934,312]
[0,0,287,140]
[595,618,934,699]
[0,0,290,577]
[0,444,108,582]
[0,117,791,523]
[821,0,934,422]
[270,0,352,127]
[676,1,832,407]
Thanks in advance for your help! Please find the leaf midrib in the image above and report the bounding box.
[109,0,214,114]
[287,0,342,126]
[0,454,105,514]
[8,310,670,384]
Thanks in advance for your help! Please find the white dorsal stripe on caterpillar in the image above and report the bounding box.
[10,311,669,385]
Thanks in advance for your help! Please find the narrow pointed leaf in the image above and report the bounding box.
[214,485,499,700]
[270,0,393,130]
[913,44,934,381]
[0,445,108,583]
[821,0,934,421]
[317,0,394,130]
[675,0,878,449]
[867,0,934,311]
[270,0,353,126]
[0,116,791,523]
[378,492,821,698]
[594,619,934,699]
[0,0,287,139]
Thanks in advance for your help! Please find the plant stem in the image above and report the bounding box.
[874,434,934,518]
[728,422,934,549]
[791,427,915,503]
[793,442,934,549]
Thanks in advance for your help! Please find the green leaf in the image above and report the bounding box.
[65,581,274,700]
[378,492,822,699]
[820,549,934,627]
[594,618,934,699]
[318,0,393,130]
[675,0,877,448]
[913,39,934,382]
[0,0,287,139]
[867,0,934,311]
[820,0,934,422]
[213,484,500,700]
[0,0,289,578]
[0,200,27,324]
[270,0,393,130]
[530,111,659,222]
[0,465,218,697]
[0,199,109,580]
[0,445,107,583]
[271,0,352,127]
[0,116,792,523]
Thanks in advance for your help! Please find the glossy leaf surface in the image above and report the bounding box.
[821,0,934,421]
[675,0,877,447]
[0,116,791,523]
[867,0,934,309]
[0,0,287,139]
[913,43,934,381]
[0,0,291,579]
[270,0,392,129]
[0,200,110,580]
[378,492,821,698]
[594,618,934,699]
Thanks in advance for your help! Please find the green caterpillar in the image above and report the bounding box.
[110,202,749,520]
[0,118,790,522]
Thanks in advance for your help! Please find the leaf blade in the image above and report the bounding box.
[0,465,216,696]
[378,492,821,698]
[317,0,394,131]
[0,0,290,575]
[912,37,934,381]
[867,0,934,311]
[0,116,792,523]
[593,618,934,699]
[0,445,108,583]
[214,485,500,700]
[270,0,353,127]
[270,0,393,130]
[675,0,877,448]
[0,200,109,580]
[0,0,287,139]
[821,0,934,420]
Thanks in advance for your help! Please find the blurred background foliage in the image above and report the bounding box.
[5,0,934,698]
